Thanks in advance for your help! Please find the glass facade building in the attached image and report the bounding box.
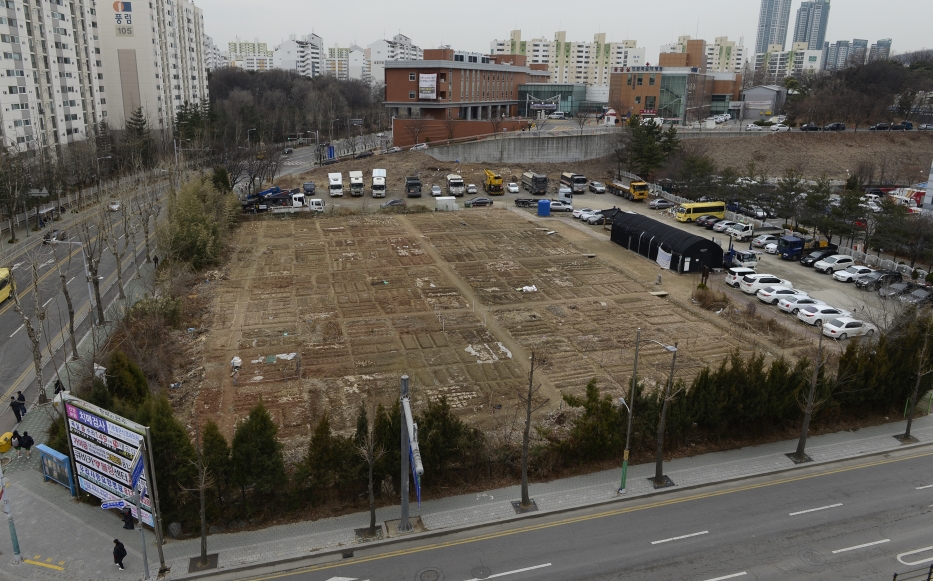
[517,83,588,116]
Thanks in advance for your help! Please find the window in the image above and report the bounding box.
[649,74,656,86]
[8,85,24,94]
[10,102,24,109]
[5,69,23,76]
[13,119,31,126]
[408,72,415,81]
[409,90,415,99]
[635,96,641,104]
[645,96,656,109]
[0,35,19,43]
[0,17,17,26]
[637,74,643,86]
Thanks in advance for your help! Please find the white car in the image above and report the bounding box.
[822,317,877,340]
[410,143,428,151]
[778,296,826,314]
[108,200,121,212]
[797,305,852,326]
[771,124,791,132]
[752,234,778,248]
[572,207,595,219]
[764,242,779,254]
[813,254,854,274]
[725,267,756,287]
[466,184,478,194]
[833,265,874,283]
[713,220,737,233]
[548,201,573,212]
[578,210,600,222]
[739,274,792,295]
[756,286,808,305]
[745,124,763,132]
[507,182,520,193]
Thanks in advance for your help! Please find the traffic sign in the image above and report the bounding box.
[101,499,127,510]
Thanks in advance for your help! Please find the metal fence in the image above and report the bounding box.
[837,246,929,280]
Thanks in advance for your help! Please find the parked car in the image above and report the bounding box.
[464,197,493,208]
[778,296,826,315]
[797,305,852,327]
[879,281,916,299]
[108,200,121,212]
[756,286,808,305]
[749,206,768,220]
[800,123,821,132]
[42,229,67,245]
[648,198,675,210]
[548,200,573,212]
[713,220,737,233]
[704,218,724,230]
[919,124,933,131]
[764,242,779,254]
[578,210,600,222]
[695,215,718,227]
[430,185,443,197]
[585,209,616,225]
[572,208,595,219]
[833,265,873,283]
[283,147,293,154]
[771,124,791,132]
[507,182,520,194]
[739,274,792,295]
[410,143,429,151]
[891,122,913,131]
[380,199,406,208]
[466,184,478,194]
[869,123,890,131]
[856,269,902,291]
[823,122,846,131]
[813,254,855,274]
[725,267,757,288]
[822,317,876,340]
[354,150,374,159]
[899,288,933,305]
[800,248,841,268]
[745,124,763,131]
[588,181,606,193]
[752,234,779,248]
[386,146,402,154]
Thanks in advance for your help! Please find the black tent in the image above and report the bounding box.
[610,212,723,273]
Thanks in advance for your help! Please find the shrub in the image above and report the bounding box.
[926,272,933,284]
[912,269,920,280]
[692,285,730,311]
[106,350,149,405]
[163,177,240,269]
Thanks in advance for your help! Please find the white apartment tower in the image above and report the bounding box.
[706,37,747,73]
[325,44,369,82]
[204,35,227,71]
[490,30,644,86]
[367,34,422,84]
[274,33,323,77]
[755,42,822,79]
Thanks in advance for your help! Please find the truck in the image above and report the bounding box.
[349,171,364,196]
[303,182,316,195]
[328,172,344,197]
[371,169,386,198]
[607,179,650,201]
[521,171,548,195]
[446,174,465,197]
[559,172,588,193]
[483,169,503,195]
[725,222,755,241]
[405,176,422,197]
[723,249,761,269]
[776,235,837,261]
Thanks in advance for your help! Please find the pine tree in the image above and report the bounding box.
[201,420,230,503]
[105,350,149,405]
[124,107,154,168]
[230,403,286,506]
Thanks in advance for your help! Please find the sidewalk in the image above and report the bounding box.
[0,405,929,580]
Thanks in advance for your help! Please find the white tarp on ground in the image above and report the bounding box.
[656,248,672,270]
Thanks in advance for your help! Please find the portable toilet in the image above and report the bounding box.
[537,200,551,216]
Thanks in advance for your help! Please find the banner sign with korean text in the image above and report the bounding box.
[418,74,437,100]
[63,396,155,527]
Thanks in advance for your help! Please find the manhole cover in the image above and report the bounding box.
[799,549,825,565]
[418,568,443,581]
[471,566,491,578]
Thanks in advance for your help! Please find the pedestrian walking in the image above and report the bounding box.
[20,431,34,459]
[122,508,135,530]
[113,539,127,570]
[152,255,159,270]
[16,391,26,416]
[54,379,65,394]
[9,397,22,423]
[10,430,21,459]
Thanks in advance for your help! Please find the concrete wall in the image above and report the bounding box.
[426,133,618,164]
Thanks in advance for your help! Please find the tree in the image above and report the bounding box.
[10,251,49,403]
[518,353,547,508]
[105,350,149,405]
[900,315,933,442]
[653,343,679,487]
[201,421,231,504]
[416,396,473,478]
[76,215,107,325]
[49,244,79,360]
[163,176,239,269]
[354,402,386,536]
[123,107,156,169]
[303,413,355,502]
[183,423,215,569]
[561,380,624,462]
[230,403,286,507]
[790,334,825,463]
[405,116,427,146]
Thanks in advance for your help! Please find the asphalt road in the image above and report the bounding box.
[259,446,933,581]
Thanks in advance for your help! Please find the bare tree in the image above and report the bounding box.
[50,243,79,361]
[900,314,933,442]
[76,215,106,325]
[355,400,386,537]
[489,115,503,137]
[518,352,548,509]
[576,112,591,134]
[10,250,49,403]
[99,199,128,300]
[443,115,457,141]
[182,423,215,569]
[405,116,428,146]
[790,332,826,463]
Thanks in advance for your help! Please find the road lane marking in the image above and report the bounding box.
[67,277,75,285]
[468,563,551,580]
[651,531,708,545]
[707,573,748,581]
[9,324,24,338]
[916,484,933,489]
[897,545,933,566]
[23,559,64,571]
[42,298,53,307]
[11,262,22,271]
[789,503,842,515]
[256,450,933,580]
[831,539,890,554]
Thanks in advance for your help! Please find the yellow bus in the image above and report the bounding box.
[0,268,12,304]
[675,201,726,223]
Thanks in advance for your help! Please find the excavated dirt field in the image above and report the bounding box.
[193,209,769,456]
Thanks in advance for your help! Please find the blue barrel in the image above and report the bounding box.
[537,200,551,217]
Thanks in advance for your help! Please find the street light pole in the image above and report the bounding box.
[619,327,640,494]
[653,342,678,488]
[96,156,112,202]
[246,128,256,149]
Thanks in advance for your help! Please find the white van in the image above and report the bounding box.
[307,199,326,212]
[548,111,566,120]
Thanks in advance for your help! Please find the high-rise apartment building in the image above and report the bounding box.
[205,36,227,72]
[822,40,851,72]
[754,42,822,80]
[705,36,747,73]
[849,39,869,66]
[755,0,793,55]
[368,34,422,85]
[228,38,272,60]
[489,30,644,86]
[792,0,831,51]
[274,34,324,78]
[821,38,887,71]
[325,45,369,82]
[868,39,892,62]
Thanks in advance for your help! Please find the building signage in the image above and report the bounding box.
[418,74,437,100]
[530,103,557,110]
[641,109,658,115]
[113,1,133,35]
[744,101,773,108]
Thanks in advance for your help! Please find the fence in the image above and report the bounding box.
[837,245,929,280]
[892,563,933,581]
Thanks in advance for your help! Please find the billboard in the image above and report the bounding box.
[63,396,156,527]
[530,103,558,111]
[744,101,773,109]
[418,74,437,100]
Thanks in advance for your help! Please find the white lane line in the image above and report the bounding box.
[789,503,843,516]
[467,563,552,580]
[832,539,890,554]
[707,573,748,581]
[9,324,24,338]
[651,531,709,545]
[916,484,933,490]
[67,277,75,285]
[897,545,933,566]
[42,298,53,307]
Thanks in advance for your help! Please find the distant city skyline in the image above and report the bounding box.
[198,0,927,59]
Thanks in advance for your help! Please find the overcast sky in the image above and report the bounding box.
[200,0,928,58]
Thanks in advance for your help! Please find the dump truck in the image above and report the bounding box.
[371,169,386,198]
[608,179,650,201]
[349,171,364,196]
[405,176,422,197]
[446,174,465,197]
[521,171,548,195]
[328,172,344,197]
[483,169,503,195]
[777,235,837,261]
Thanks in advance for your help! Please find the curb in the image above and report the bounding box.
[170,438,933,580]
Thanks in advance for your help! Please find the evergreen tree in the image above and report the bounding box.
[123,107,155,168]
[230,403,286,506]
[416,396,471,478]
[105,350,149,405]
[201,420,231,503]
[560,380,626,462]
[372,402,401,490]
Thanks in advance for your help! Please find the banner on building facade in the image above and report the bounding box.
[419,74,437,100]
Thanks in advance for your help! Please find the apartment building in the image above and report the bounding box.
[868,39,892,63]
[489,30,644,86]
[325,44,369,82]
[755,0,793,54]
[368,34,422,84]
[792,0,830,51]
[273,33,323,78]
[754,42,822,79]
[228,37,272,59]
[706,37,747,73]
[204,35,227,72]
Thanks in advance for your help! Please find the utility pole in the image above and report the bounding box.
[619,327,640,494]
[653,343,678,488]
[398,375,424,533]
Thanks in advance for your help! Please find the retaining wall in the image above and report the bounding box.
[427,133,618,164]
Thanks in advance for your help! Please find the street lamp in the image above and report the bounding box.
[246,128,257,149]
[96,156,112,202]
[618,328,677,494]
[330,118,341,142]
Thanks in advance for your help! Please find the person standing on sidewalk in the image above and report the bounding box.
[16,391,26,416]
[9,397,22,423]
[10,430,21,459]
[19,432,34,459]
[113,539,127,570]
[122,508,135,530]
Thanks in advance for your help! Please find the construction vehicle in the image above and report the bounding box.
[608,180,650,201]
[328,172,344,197]
[371,169,386,197]
[446,174,465,197]
[777,235,836,261]
[349,171,364,196]
[483,169,503,195]
[521,171,548,195]
[560,172,587,193]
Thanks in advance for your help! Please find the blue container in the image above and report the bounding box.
[537,200,551,217]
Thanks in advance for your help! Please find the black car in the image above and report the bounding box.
[42,229,67,245]
[465,197,494,208]
[354,150,374,159]
[704,218,724,230]
[695,214,717,226]
[823,122,846,131]
[380,199,406,209]
[321,157,339,165]
[869,123,890,131]
[283,148,293,154]
[800,249,839,267]
[878,281,916,298]
[800,123,821,132]
[855,269,902,291]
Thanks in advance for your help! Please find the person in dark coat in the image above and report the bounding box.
[54,379,65,394]
[122,508,135,530]
[16,391,26,416]
[19,432,34,459]
[9,397,22,423]
[113,539,127,570]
